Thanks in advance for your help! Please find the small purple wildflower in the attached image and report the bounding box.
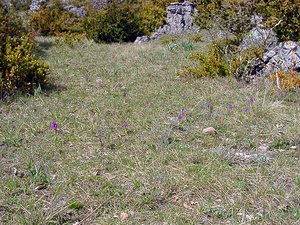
[51,120,57,131]
[228,104,233,111]
[118,83,123,89]
[178,108,185,120]
[244,106,249,113]
[207,101,213,113]
[85,73,88,81]
[122,120,127,127]
[122,92,127,97]
[250,97,254,105]
[96,80,104,88]
[207,101,212,109]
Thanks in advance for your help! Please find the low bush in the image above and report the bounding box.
[181,0,299,82]
[253,0,300,41]
[194,0,253,39]
[137,0,173,35]
[0,6,49,97]
[270,70,300,92]
[29,0,85,37]
[1,36,49,95]
[85,2,142,43]
[194,0,300,41]
[179,37,265,79]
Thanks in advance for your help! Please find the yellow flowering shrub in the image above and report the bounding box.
[29,0,85,37]
[1,36,49,95]
[137,0,173,35]
[0,6,49,97]
[270,70,300,92]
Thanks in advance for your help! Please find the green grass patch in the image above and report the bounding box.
[0,36,299,224]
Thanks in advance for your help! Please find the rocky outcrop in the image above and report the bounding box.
[159,1,197,35]
[88,0,112,10]
[238,16,300,78]
[135,1,198,43]
[134,36,150,44]
[240,27,278,51]
[240,15,278,51]
[249,41,300,77]
[30,0,87,17]
[29,0,118,12]
[0,0,28,8]
[63,5,86,17]
[30,0,49,11]
[0,0,12,7]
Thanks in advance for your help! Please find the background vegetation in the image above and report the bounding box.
[193,0,300,41]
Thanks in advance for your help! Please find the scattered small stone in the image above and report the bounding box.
[183,202,192,210]
[258,144,269,152]
[245,214,254,221]
[190,200,198,205]
[120,212,129,221]
[171,196,181,204]
[290,146,297,150]
[13,167,24,178]
[35,184,47,190]
[134,36,150,44]
[233,151,273,164]
[202,127,216,135]
[235,152,258,161]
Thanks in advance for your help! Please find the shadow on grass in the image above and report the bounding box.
[34,38,55,58]
[0,82,67,104]
[43,82,67,95]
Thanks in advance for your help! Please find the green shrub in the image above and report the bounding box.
[0,6,49,97]
[179,37,263,79]
[2,36,49,94]
[179,38,236,78]
[188,33,203,42]
[85,2,142,43]
[194,0,253,39]
[194,0,300,41]
[160,35,180,45]
[253,0,300,41]
[85,0,174,43]
[182,0,300,80]
[29,0,85,37]
[137,0,173,35]
[0,5,26,42]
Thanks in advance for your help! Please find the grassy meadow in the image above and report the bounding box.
[0,35,300,224]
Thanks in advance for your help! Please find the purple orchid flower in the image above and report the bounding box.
[207,101,212,109]
[122,120,127,127]
[250,97,254,105]
[178,108,185,120]
[51,120,57,131]
[96,80,104,88]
